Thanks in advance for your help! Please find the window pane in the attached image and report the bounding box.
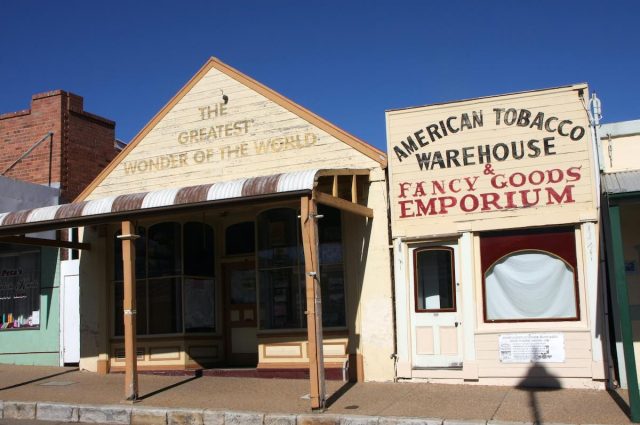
[0,247,40,330]
[184,278,215,333]
[114,227,146,281]
[230,269,256,304]
[485,251,576,320]
[148,223,181,277]
[113,280,147,336]
[321,265,345,327]
[184,222,214,277]
[226,222,255,255]
[257,209,300,268]
[415,248,454,311]
[148,278,182,334]
[259,268,305,329]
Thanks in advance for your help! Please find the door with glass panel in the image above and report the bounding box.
[409,242,463,368]
[223,221,259,366]
[224,262,258,366]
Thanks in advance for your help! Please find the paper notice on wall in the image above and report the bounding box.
[499,333,565,363]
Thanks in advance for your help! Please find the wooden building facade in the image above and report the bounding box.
[386,84,608,388]
[0,58,395,408]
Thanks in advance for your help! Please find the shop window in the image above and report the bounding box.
[257,206,346,330]
[258,208,305,330]
[481,227,579,322]
[114,227,146,281]
[414,247,455,312]
[183,222,215,333]
[0,244,41,330]
[184,222,214,277]
[114,280,147,336]
[113,221,215,336]
[148,222,181,277]
[225,222,255,256]
[148,277,182,334]
[184,277,215,332]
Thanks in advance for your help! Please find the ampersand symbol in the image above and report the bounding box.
[483,164,495,175]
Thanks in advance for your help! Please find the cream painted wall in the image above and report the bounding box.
[87,66,381,199]
[601,134,640,173]
[357,168,394,381]
[78,227,109,372]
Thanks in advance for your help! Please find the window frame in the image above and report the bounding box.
[480,226,580,324]
[0,245,42,331]
[412,246,457,313]
[256,205,348,331]
[111,219,217,338]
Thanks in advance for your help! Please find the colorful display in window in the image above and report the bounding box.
[0,246,40,330]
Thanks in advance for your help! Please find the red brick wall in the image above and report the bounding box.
[0,90,118,203]
[0,91,63,186]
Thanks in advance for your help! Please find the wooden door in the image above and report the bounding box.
[223,261,258,366]
[409,242,463,368]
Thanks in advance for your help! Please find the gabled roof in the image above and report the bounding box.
[75,57,386,202]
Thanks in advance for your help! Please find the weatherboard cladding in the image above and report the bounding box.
[0,169,325,228]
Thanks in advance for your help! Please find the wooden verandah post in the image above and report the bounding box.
[118,220,140,401]
[300,196,326,411]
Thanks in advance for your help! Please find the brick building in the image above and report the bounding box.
[0,91,119,366]
[0,90,118,202]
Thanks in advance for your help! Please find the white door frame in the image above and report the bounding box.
[408,240,463,368]
[60,259,80,365]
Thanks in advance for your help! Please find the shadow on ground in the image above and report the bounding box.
[0,368,78,392]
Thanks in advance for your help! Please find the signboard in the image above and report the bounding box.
[386,85,597,236]
[499,333,565,363]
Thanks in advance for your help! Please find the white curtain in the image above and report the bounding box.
[485,251,576,320]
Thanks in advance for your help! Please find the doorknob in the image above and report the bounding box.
[455,321,462,327]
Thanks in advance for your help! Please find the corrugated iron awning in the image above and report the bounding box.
[602,170,640,195]
[0,168,370,236]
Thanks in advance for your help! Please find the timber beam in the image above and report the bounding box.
[313,191,373,218]
[0,235,90,250]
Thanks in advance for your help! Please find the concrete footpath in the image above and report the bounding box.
[0,365,632,425]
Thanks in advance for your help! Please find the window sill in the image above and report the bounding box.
[0,326,41,332]
[110,332,220,340]
[474,322,590,334]
[257,327,348,337]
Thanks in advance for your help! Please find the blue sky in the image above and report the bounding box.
[1,1,638,151]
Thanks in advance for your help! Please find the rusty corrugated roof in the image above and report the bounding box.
[0,168,366,235]
[602,170,640,194]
